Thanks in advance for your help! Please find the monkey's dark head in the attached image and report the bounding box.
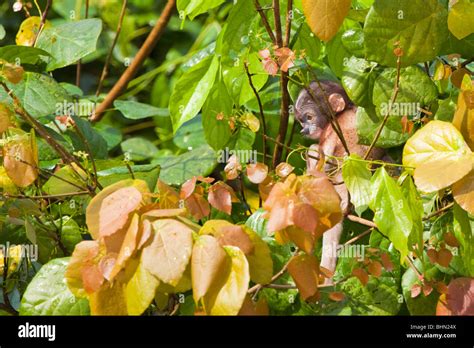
[295,80,354,140]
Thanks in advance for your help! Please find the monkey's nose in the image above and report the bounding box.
[301,128,309,135]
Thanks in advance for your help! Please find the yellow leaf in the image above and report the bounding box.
[2,62,24,84]
[89,281,128,315]
[414,156,473,193]
[453,170,474,214]
[141,219,193,286]
[452,80,474,150]
[3,131,38,187]
[241,112,260,132]
[302,0,351,42]
[199,219,233,235]
[191,234,229,303]
[15,16,50,46]
[0,103,14,134]
[204,246,250,315]
[125,256,160,315]
[288,253,320,301]
[157,262,193,293]
[448,0,474,40]
[0,166,18,195]
[404,121,471,167]
[243,226,273,284]
[86,179,149,239]
[403,120,473,192]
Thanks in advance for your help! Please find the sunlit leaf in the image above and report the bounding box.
[288,253,320,301]
[302,0,351,42]
[142,219,193,286]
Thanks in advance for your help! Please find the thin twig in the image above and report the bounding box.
[244,62,267,165]
[3,191,89,200]
[423,202,454,221]
[32,0,52,46]
[96,0,128,96]
[343,228,373,246]
[364,55,402,160]
[76,0,90,87]
[346,215,378,229]
[253,0,277,45]
[248,249,298,294]
[90,0,176,122]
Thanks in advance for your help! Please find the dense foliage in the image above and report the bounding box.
[0,0,473,316]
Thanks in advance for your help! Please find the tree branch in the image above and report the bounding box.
[96,0,128,96]
[90,0,176,122]
[253,0,277,45]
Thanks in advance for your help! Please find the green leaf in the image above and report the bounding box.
[215,0,258,67]
[356,106,409,148]
[8,72,70,118]
[97,163,160,190]
[0,24,5,40]
[440,32,474,57]
[364,0,449,67]
[372,66,438,117]
[370,167,412,261]
[400,175,424,257]
[42,165,87,195]
[114,100,169,120]
[342,154,372,216]
[169,55,219,133]
[174,115,207,150]
[341,28,365,57]
[20,258,90,315]
[341,57,377,108]
[293,23,322,62]
[223,52,268,106]
[453,204,474,277]
[401,258,439,315]
[66,116,108,159]
[326,31,352,78]
[202,80,233,150]
[448,0,474,40]
[177,0,225,20]
[0,45,50,66]
[121,137,158,162]
[153,145,217,185]
[36,19,102,71]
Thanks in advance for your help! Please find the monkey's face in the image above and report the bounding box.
[295,81,351,141]
[295,108,325,140]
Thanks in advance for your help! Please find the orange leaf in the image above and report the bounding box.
[156,180,180,209]
[368,260,382,278]
[180,177,197,199]
[352,267,369,286]
[275,162,294,178]
[86,179,149,239]
[185,193,210,220]
[246,162,268,184]
[444,232,460,248]
[3,133,38,187]
[437,248,453,268]
[427,248,439,264]
[380,253,394,272]
[192,234,229,303]
[446,277,474,315]
[328,291,345,302]
[208,181,233,215]
[238,295,269,316]
[287,253,320,301]
[218,225,254,255]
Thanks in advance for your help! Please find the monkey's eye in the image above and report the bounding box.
[306,114,313,121]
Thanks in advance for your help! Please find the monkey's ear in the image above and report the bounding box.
[328,93,346,113]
